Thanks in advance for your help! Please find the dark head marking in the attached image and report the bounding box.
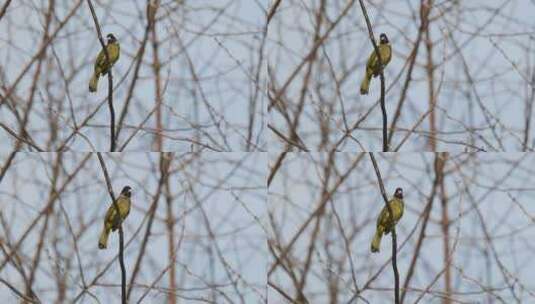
[379,33,389,44]
[394,187,403,199]
[121,185,132,197]
[106,33,117,43]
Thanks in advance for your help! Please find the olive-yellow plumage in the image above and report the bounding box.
[360,33,392,95]
[98,186,132,249]
[371,187,404,253]
[89,33,120,92]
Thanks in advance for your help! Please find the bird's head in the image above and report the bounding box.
[120,185,132,197]
[379,33,389,44]
[106,33,117,44]
[394,187,403,199]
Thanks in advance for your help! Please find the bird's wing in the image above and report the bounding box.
[95,43,120,70]
[95,48,107,70]
[366,50,378,71]
[377,202,391,227]
[104,203,117,225]
[367,44,391,73]
[378,198,402,226]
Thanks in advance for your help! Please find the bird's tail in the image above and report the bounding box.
[98,227,109,249]
[371,228,383,253]
[89,72,99,92]
[360,72,372,95]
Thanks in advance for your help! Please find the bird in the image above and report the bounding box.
[89,33,120,92]
[371,187,404,253]
[360,33,392,95]
[98,185,132,249]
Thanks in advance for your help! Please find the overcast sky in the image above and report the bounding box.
[0,0,268,151]
[268,0,535,151]
[268,152,535,302]
[0,152,267,303]
[2,1,535,303]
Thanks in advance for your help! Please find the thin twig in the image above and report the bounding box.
[266,0,282,25]
[126,153,172,300]
[399,153,446,304]
[268,153,365,277]
[268,152,287,187]
[0,277,40,304]
[387,1,430,147]
[0,149,17,183]
[0,0,13,21]
[0,123,44,151]
[115,3,153,142]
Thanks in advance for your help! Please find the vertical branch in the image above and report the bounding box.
[387,0,429,147]
[164,161,176,304]
[399,152,446,303]
[286,0,326,150]
[86,0,116,151]
[358,0,388,151]
[126,152,172,300]
[16,0,55,151]
[95,153,126,304]
[294,151,336,303]
[246,15,267,151]
[368,152,399,303]
[424,1,436,150]
[115,0,154,143]
[107,63,116,151]
[523,64,535,151]
[149,0,162,150]
[26,152,62,300]
[440,155,451,304]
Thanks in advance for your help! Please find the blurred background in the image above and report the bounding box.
[267,0,535,151]
[268,152,535,303]
[0,152,267,303]
[0,0,267,151]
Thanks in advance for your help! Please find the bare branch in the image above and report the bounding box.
[95,153,126,304]
[368,152,399,304]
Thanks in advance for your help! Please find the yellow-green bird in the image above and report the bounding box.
[98,185,132,249]
[89,33,120,92]
[360,33,392,95]
[371,187,404,253]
